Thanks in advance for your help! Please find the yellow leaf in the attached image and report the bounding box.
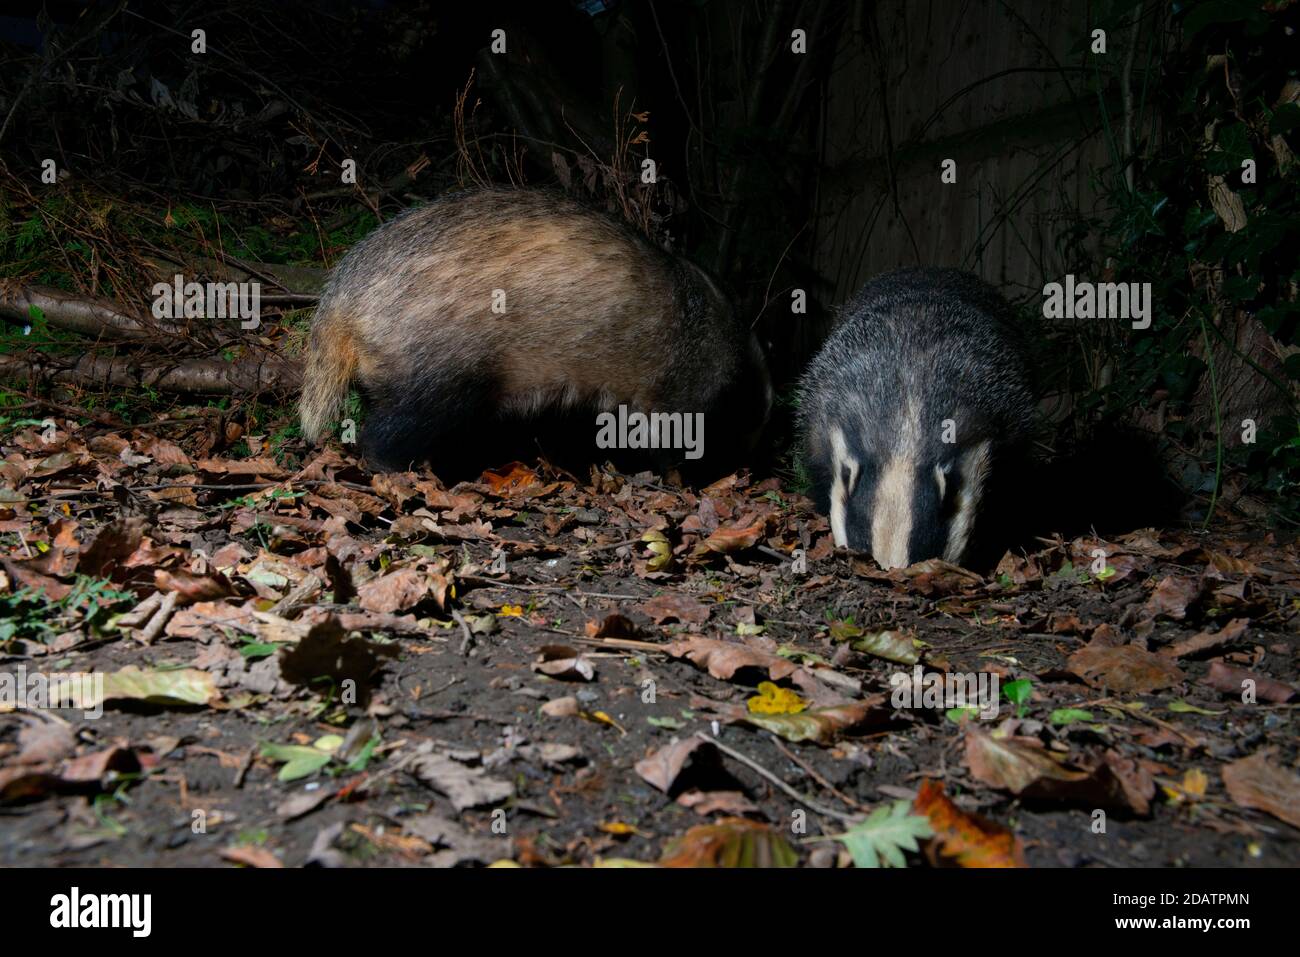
[584,710,627,734]
[599,821,650,838]
[500,604,524,617]
[747,681,806,715]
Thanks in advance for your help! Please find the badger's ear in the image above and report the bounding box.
[829,427,860,496]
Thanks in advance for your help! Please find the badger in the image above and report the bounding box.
[299,188,771,474]
[797,269,1036,570]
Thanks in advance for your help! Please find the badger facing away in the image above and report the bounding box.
[797,269,1036,570]
[300,188,771,474]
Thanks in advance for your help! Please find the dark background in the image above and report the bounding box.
[1,0,1298,525]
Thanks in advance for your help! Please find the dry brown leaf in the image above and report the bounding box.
[220,845,284,868]
[1067,643,1186,693]
[677,789,761,817]
[1161,618,1249,659]
[634,737,715,794]
[637,593,711,625]
[1143,575,1202,620]
[155,567,236,605]
[1222,752,1300,829]
[355,567,446,613]
[964,727,1091,795]
[1202,662,1296,703]
[659,818,797,867]
[664,635,800,683]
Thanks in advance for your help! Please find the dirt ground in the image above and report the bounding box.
[1,420,1298,868]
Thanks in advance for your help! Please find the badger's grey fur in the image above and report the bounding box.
[797,269,1036,570]
[300,188,771,472]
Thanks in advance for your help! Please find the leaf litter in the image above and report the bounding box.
[0,418,1297,867]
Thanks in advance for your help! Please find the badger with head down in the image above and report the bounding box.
[797,269,1036,570]
[298,188,772,475]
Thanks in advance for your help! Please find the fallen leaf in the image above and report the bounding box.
[1067,644,1186,693]
[746,681,806,715]
[634,737,717,794]
[850,630,920,665]
[660,818,797,867]
[220,845,284,868]
[1222,752,1300,829]
[691,519,767,557]
[677,789,761,817]
[1143,575,1201,621]
[664,635,799,683]
[155,567,236,605]
[1202,662,1296,703]
[356,567,446,613]
[1161,618,1249,659]
[824,800,933,868]
[912,779,1025,868]
[637,593,711,625]
[532,644,596,682]
[740,695,889,744]
[965,727,1091,795]
[75,514,146,574]
[411,750,514,811]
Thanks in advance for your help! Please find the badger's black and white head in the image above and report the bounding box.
[822,402,999,568]
[799,269,1036,570]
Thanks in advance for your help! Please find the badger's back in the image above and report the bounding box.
[300,188,769,472]
[322,190,686,406]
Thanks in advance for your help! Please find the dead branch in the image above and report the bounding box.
[0,284,181,341]
[0,351,300,396]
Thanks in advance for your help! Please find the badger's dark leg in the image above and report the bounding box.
[359,369,495,473]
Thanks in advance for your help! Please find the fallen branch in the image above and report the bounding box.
[0,350,301,395]
[0,283,182,340]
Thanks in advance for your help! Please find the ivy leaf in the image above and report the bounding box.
[827,800,934,868]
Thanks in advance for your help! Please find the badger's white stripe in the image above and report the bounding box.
[944,439,991,565]
[934,463,949,501]
[871,395,921,569]
[828,426,857,547]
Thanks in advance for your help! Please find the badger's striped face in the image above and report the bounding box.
[828,422,992,569]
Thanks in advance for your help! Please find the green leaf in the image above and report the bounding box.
[1049,708,1095,726]
[946,706,981,724]
[826,801,933,869]
[1002,679,1033,716]
[1166,699,1226,716]
[239,639,279,660]
[260,742,333,782]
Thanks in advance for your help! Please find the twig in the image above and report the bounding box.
[695,731,858,823]
[768,733,866,811]
[137,591,179,645]
[451,608,474,656]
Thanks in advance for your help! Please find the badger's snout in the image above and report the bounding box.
[828,428,989,569]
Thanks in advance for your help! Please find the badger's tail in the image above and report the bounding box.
[299,309,359,444]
